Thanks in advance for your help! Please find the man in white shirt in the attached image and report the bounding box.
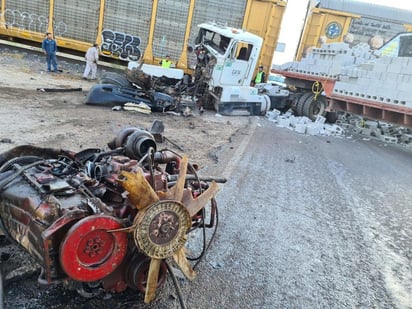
[83,43,99,80]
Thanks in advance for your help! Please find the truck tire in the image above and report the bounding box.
[302,94,327,121]
[99,72,132,87]
[261,95,271,115]
[295,92,313,116]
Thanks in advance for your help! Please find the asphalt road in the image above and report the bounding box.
[175,117,412,309]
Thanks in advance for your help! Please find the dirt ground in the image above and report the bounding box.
[0,45,249,170]
[0,44,250,308]
[1,45,411,309]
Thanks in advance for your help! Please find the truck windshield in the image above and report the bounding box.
[200,29,230,55]
[379,33,412,57]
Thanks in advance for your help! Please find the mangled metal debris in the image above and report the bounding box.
[0,122,225,307]
[37,87,82,92]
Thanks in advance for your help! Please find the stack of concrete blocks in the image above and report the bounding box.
[275,40,412,109]
[274,42,358,79]
[333,54,412,109]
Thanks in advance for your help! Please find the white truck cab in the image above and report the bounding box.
[195,23,271,115]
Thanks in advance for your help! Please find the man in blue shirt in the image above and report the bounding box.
[41,32,58,72]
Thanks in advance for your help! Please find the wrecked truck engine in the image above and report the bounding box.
[0,127,222,305]
[85,44,218,112]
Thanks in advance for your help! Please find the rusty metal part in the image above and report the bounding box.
[125,130,157,160]
[0,145,72,167]
[36,87,82,92]
[0,125,222,306]
[133,201,191,259]
[125,253,167,293]
[59,215,128,282]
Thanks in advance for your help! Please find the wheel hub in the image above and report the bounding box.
[134,200,191,259]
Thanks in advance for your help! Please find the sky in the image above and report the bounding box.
[272,0,412,65]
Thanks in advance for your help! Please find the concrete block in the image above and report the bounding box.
[401,64,412,75]
[336,122,352,130]
[297,116,312,124]
[396,82,412,92]
[372,63,388,72]
[379,135,398,143]
[306,123,322,135]
[361,128,372,136]
[396,74,412,83]
[370,128,382,137]
[339,75,350,82]
[351,126,363,134]
[379,56,393,64]
[359,63,374,71]
[277,117,291,128]
[399,134,412,144]
[364,120,379,129]
[315,115,326,124]
[395,91,410,105]
[266,109,281,121]
[289,115,298,126]
[324,124,344,136]
[294,123,307,134]
[386,63,402,74]
[380,123,395,135]
[356,77,370,86]
[366,71,383,80]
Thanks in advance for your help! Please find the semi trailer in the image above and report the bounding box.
[271,31,412,127]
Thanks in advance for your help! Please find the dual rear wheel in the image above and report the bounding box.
[294,92,327,121]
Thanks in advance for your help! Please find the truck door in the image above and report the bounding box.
[219,41,253,86]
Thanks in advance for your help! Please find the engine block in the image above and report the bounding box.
[0,126,221,303]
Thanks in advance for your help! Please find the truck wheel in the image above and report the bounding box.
[295,93,313,116]
[261,95,271,115]
[99,72,132,87]
[302,94,327,121]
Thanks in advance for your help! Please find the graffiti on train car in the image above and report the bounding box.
[1,9,67,37]
[101,29,142,61]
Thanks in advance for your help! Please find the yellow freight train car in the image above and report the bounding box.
[296,0,412,60]
[0,0,286,74]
